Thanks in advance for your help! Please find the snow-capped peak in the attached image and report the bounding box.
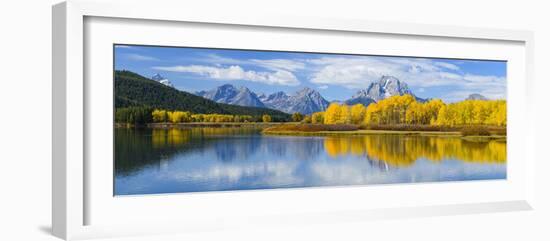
[196,84,265,108]
[366,75,413,101]
[344,75,421,105]
[151,73,173,88]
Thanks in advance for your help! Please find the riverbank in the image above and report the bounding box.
[115,122,506,140]
[261,124,506,140]
[115,122,296,128]
[263,129,506,140]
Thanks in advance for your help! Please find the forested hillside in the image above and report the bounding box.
[114,70,290,122]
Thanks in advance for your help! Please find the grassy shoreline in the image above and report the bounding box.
[115,122,506,140]
[261,124,506,140]
[262,129,505,140]
[262,129,462,136]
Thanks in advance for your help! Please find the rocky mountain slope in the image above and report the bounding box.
[196,84,265,108]
[193,76,476,114]
[344,75,426,105]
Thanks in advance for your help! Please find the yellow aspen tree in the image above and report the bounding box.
[350,104,367,125]
[152,109,167,123]
[364,102,381,125]
[436,105,449,126]
[324,103,341,124]
[312,112,325,124]
[262,114,272,123]
[405,102,417,124]
[337,104,352,124]
[424,99,444,125]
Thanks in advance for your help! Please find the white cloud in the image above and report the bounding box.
[157,52,505,101]
[153,65,300,86]
[201,54,305,72]
[124,53,158,61]
[434,61,460,70]
[250,59,305,71]
[308,56,506,101]
[309,57,404,88]
[463,74,505,83]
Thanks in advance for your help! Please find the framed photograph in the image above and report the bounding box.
[113,44,509,195]
[53,0,535,240]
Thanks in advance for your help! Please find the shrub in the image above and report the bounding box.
[311,112,325,124]
[460,126,491,136]
[262,114,272,123]
[292,112,304,122]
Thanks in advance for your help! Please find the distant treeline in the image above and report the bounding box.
[296,94,506,127]
[115,106,153,125]
[152,109,275,123]
[115,107,280,124]
[115,92,506,128]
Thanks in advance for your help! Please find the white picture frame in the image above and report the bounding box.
[52,0,535,240]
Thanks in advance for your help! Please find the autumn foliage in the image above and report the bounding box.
[126,94,506,129]
[262,114,272,123]
[319,94,506,127]
[322,135,506,165]
[151,109,257,123]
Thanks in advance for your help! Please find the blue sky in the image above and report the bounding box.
[114,44,506,102]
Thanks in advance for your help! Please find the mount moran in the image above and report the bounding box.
[194,75,427,115]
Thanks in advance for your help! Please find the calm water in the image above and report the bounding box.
[114,127,506,195]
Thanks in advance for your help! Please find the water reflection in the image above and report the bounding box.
[324,135,506,166]
[115,128,506,195]
[151,128,190,147]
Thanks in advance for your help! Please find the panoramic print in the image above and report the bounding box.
[114,44,506,195]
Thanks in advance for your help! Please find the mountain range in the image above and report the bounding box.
[195,84,265,108]
[196,75,425,114]
[118,70,486,116]
[196,86,330,114]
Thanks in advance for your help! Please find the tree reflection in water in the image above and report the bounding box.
[323,135,505,167]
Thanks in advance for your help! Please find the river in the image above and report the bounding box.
[114,127,506,195]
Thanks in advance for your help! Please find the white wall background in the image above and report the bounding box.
[0,0,548,240]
